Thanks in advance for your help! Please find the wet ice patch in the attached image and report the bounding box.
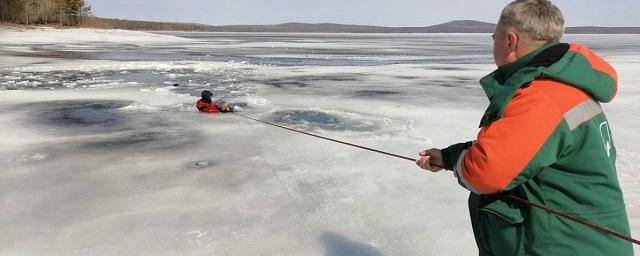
[11,99,202,153]
[0,70,128,90]
[187,160,216,170]
[271,110,339,126]
[79,129,196,151]
[267,110,377,132]
[116,70,171,85]
[28,100,132,134]
[82,131,164,148]
[2,152,50,168]
[352,90,401,98]
[423,66,471,71]
[257,74,360,89]
[320,232,384,256]
[17,51,102,60]
[418,76,479,90]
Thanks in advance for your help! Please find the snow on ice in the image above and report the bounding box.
[1,28,639,255]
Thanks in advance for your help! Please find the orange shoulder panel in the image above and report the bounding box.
[460,80,588,193]
[533,79,591,110]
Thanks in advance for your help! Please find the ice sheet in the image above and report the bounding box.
[1,29,639,255]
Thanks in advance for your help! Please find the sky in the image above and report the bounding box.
[86,0,640,27]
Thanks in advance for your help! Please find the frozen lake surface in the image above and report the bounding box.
[1,28,639,255]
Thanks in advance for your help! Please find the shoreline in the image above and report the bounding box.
[3,26,640,37]
[3,21,640,34]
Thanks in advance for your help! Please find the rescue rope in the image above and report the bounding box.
[231,111,640,246]
[505,195,640,245]
[231,112,415,161]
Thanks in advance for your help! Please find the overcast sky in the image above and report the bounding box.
[86,0,640,27]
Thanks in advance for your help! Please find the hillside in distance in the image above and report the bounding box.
[203,20,640,34]
[203,20,495,33]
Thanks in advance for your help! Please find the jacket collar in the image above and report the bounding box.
[493,42,560,84]
[478,42,562,127]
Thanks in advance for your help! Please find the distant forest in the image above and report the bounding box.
[0,0,206,31]
[0,0,90,25]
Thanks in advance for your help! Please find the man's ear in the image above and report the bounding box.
[507,31,519,53]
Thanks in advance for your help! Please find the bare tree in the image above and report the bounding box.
[0,0,89,24]
[1,0,6,21]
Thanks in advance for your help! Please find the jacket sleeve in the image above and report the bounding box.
[441,141,474,171]
[446,85,572,194]
[195,101,206,111]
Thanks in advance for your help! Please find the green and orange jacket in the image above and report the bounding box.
[441,43,633,255]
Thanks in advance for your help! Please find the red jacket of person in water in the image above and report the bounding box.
[196,99,222,113]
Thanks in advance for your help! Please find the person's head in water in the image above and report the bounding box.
[201,90,213,103]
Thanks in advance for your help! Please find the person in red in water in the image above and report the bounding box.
[195,90,233,113]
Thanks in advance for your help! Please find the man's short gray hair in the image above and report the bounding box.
[498,0,565,42]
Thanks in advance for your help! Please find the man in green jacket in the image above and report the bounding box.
[416,0,633,255]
